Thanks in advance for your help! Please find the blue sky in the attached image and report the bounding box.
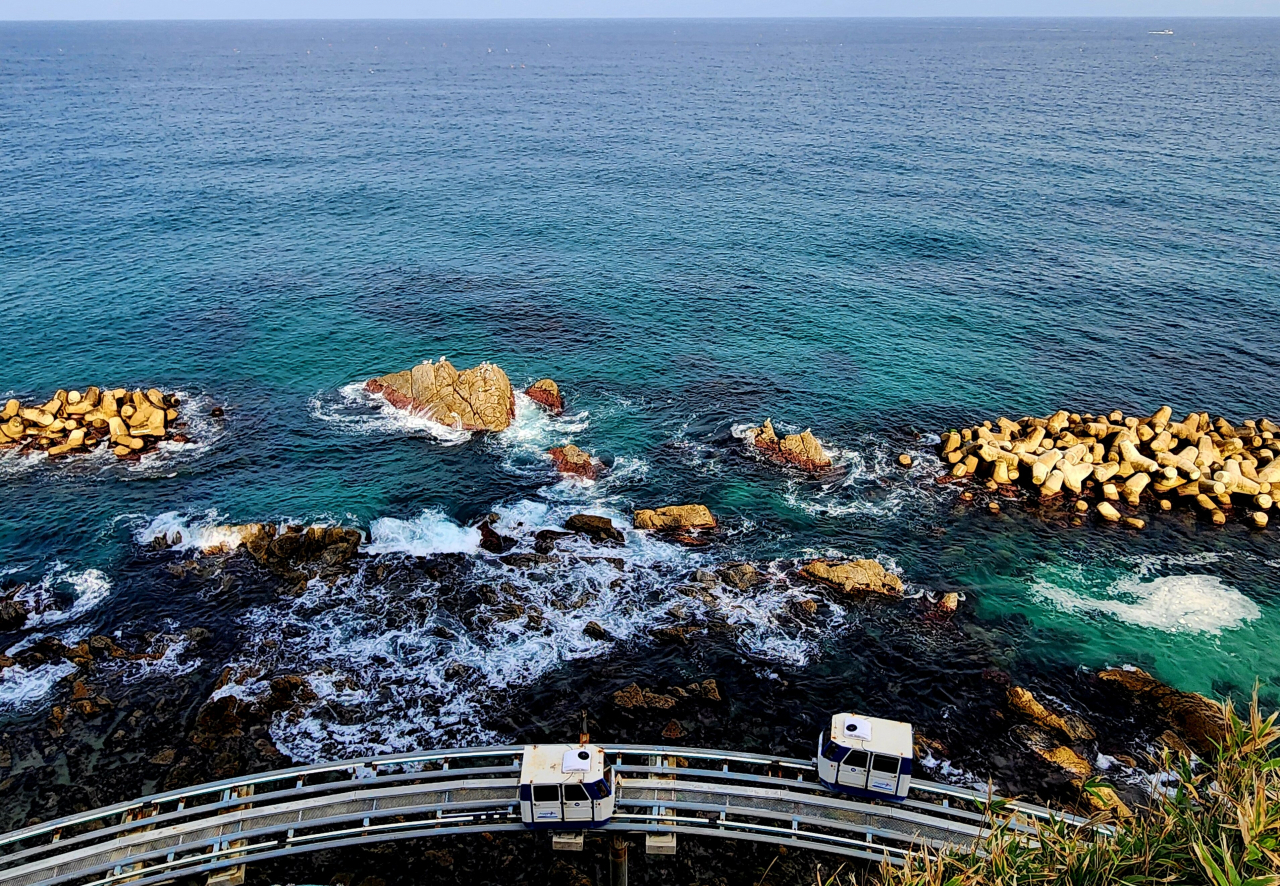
[1,0,1276,18]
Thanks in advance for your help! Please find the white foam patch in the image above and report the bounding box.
[310,381,472,445]
[492,392,591,481]
[0,661,76,711]
[768,433,948,520]
[1033,568,1260,634]
[17,563,113,628]
[213,499,846,761]
[134,510,253,553]
[364,510,482,557]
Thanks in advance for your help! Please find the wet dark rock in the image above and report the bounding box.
[563,514,624,544]
[691,568,719,586]
[444,661,478,682]
[579,556,625,571]
[499,552,556,569]
[533,529,572,554]
[431,626,458,641]
[717,562,760,590]
[582,621,612,642]
[210,406,224,417]
[0,595,28,631]
[477,519,517,555]
[788,597,818,619]
[525,609,546,631]
[650,626,703,644]
[661,719,687,740]
[675,584,718,606]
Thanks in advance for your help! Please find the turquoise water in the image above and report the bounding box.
[1,19,1279,769]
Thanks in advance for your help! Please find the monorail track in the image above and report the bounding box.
[0,744,1098,886]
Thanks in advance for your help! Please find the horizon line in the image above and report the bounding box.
[3,13,1277,21]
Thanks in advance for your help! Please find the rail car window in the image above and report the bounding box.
[532,785,560,802]
[586,779,609,800]
[872,755,899,774]
[845,749,869,769]
[563,784,589,802]
[821,743,849,763]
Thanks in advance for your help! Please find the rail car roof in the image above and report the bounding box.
[519,744,606,784]
[828,714,913,758]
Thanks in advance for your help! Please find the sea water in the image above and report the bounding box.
[1,19,1278,766]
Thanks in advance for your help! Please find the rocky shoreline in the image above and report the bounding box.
[0,364,1268,882]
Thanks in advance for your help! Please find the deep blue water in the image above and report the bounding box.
[1,19,1279,773]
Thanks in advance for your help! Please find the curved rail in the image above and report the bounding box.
[0,745,1100,886]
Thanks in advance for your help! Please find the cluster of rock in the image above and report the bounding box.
[612,679,722,739]
[1000,667,1227,816]
[744,418,833,473]
[0,387,191,459]
[366,359,516,432]
[153,522,364,592]
[938,407,1280,527]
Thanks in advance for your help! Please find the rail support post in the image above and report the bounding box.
[610,835,628,886]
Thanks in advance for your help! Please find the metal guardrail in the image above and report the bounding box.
[0,744,1101,886]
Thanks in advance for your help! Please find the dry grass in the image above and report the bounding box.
[836,690,1280,886]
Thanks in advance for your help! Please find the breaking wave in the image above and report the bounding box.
[309,381,472,445]
[0,661,77,711]
[15,563,113,631]
[365,510,482,557]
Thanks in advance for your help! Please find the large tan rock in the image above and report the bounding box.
[634,504,717,532]
[366,359,515,432]
[747,418,832,473]
[799,559,903,598]
[525,378,563,414]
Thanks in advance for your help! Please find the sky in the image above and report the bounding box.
[0,0,1276,19]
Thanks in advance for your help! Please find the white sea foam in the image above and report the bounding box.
[773,434,948,521]
[1032,568,1259,635]
[208,497,847,762]
[309,381,472,445]
[492,392,592,481]
[134,510,253,552]
[17,563,113,628]
[0,661,76,711]
[364,510,482,557]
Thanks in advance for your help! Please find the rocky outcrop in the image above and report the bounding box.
[169,523,364,583]
[525,378,564,414]
[366,359,515,432]
[937,407,1280,529]
[549,444,599,480]
[1007,686,1096,742]
[611,679,721,710]
[564,514,625,544]
[717,563,760,590]
[746,418,833,473]
[799,559,904,597]
[0,589,29,631]
[1097,667,1226,757]
[633,504,717,532]
[0,387,194,460]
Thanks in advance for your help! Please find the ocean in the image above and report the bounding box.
[1,17,1278,833]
